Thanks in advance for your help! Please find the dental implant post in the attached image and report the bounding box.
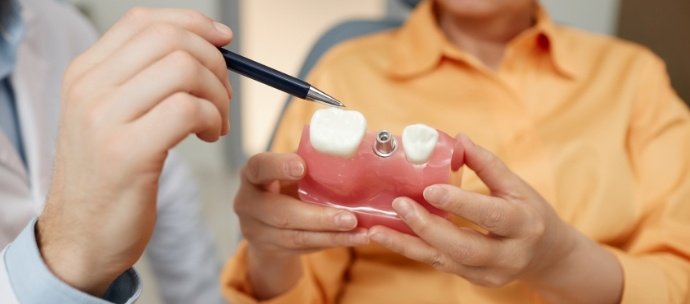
[374,130,397,157]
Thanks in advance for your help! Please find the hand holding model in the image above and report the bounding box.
[37,8,233,296]
[234,150,370,300]
[369,134,623,303]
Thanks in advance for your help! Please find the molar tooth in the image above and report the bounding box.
[309,108,367,157]
[402,124,439,164]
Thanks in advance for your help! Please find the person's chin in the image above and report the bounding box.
[435,0,510,19]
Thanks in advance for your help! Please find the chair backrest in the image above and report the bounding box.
[266,18,405,150]
[295,19,405,80]
[399,0,421,9]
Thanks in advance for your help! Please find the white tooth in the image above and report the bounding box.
[310,108,367,157]
[402,124,438,164]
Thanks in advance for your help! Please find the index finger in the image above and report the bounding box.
[242,152,306,186]
[238,191,358,232]
[424,185,521,237]
[66,7,232,86]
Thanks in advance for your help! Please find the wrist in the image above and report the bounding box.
[523,224,623,303]
[525,219,582,283]
[36,214,117,297]
[525,225,582,286]
[246,245,303,300]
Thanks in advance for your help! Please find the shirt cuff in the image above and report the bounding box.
[4,218,141,304]
[220,241,318,304]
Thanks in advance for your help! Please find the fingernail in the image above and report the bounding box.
[335,212,357,230]
[221,119,230,135]
[392,198,412,219]
[424,186,448,206]
[285,160,304,178]
[213,21,233,37]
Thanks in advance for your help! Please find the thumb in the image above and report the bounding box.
[242,152,306,186]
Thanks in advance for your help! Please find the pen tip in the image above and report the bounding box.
[307,87,346,108]
[322,99,345,108]
[324,96,345,107]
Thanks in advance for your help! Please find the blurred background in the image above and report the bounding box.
[65,0,688,303]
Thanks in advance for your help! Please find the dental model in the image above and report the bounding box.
[297,108,457,234]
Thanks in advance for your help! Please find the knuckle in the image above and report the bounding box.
[483,204,505,230]
[270,212,291,229]
[289,230,307,248]
[476,155,503,180]
[168,50,201,74]
[412,216,433,236]
[319,208,338,229]
[147,23,184,46]
[487,154,502,169]
[176,10,210,26]
[244,154,264,182]
[167,93,199,120]
[159,52,201,93]
[426,252,446,270]
[124,7,150,22]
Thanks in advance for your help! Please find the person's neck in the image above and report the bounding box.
[437,6,534,71]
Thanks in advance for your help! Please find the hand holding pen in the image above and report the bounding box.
[39,8,234,296]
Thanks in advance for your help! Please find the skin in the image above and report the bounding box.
[238,0,624,302]
[36,8,233,296]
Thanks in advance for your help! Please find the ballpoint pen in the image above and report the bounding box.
[219,48,345,108]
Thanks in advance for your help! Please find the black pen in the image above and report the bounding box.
[219,48,345,108]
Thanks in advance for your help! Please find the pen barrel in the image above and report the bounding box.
[220,48,310,99]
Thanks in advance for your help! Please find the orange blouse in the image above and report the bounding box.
[222,1,690,303]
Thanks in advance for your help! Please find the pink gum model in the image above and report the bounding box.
[297,126,458,234]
